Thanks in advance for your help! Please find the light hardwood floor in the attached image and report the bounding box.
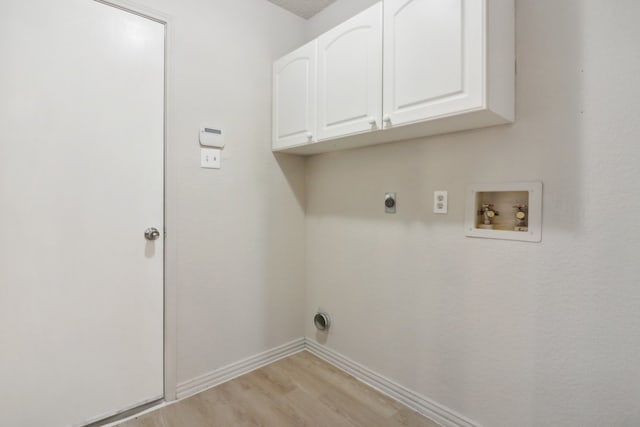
[117,351,441,427]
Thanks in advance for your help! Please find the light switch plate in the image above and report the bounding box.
[201,148,221,169]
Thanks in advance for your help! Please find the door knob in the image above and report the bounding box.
[144,227,161,241]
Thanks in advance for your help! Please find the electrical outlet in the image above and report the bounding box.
[433,190,448,214]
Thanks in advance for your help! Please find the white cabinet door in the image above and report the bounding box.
[273,40,317,150]
[317,2,382,140]
[383,0,484,127]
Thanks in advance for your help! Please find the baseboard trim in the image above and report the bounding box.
[176,337,305,399]
[305,338,481,427]
[174,337,479,427]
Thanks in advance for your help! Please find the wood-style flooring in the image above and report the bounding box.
[117,351,441,427]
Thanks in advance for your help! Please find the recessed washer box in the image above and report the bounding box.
[465,182,542,242]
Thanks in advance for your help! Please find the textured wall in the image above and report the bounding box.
[304,0,380,39]
[304,1,640,426]
[140,0,308,385]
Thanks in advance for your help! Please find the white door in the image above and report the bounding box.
[383,0,484,127]
[272,40,317,150]
[316,2,382,140]
[0,1,165,426]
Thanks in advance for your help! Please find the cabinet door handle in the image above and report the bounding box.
[383,115,391,123]
[306,132,313,140]
[368,116,377,126]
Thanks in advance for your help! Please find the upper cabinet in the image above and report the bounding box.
[273,0,514,155]
[316,3,382,140]
[272,40,317,150]
[384,0,482,126]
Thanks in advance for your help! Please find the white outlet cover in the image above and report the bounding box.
[201,148,221,169]
[433,190,448,214]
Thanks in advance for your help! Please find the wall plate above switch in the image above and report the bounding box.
[385,192,396,214]
[433,190,448,214]
[200,127,224,148]
[201,148,221,169]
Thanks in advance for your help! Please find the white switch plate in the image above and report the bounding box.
[434,190,448,214]
[201,148,221,169]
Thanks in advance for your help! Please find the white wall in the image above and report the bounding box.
[304,1,640,426]
[136,0,307,386]
[304,0,379,39]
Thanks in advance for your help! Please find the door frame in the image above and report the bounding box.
[93,0,178,404]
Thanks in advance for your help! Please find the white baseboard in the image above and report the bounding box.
[305,338,481,427]
[174,337,479,427]
[176,337,305,399]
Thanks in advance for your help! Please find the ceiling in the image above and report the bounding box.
[267,0,336,19]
